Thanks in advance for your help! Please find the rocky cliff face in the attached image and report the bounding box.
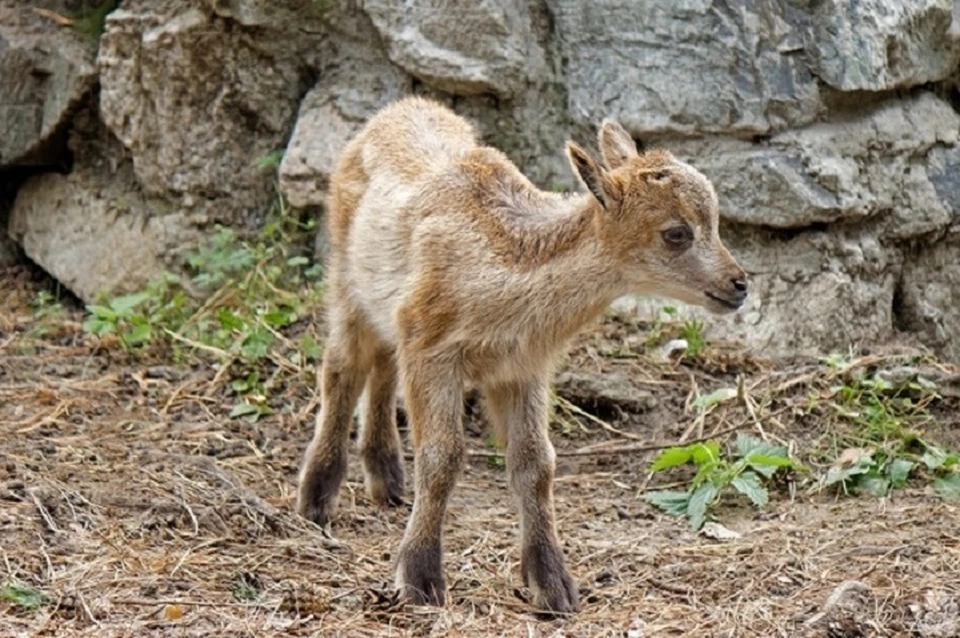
[3,0,960,359]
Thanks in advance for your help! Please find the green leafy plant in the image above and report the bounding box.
[823,442,960,500]
[824,448,914,497]
[645,434,803,530]
[84,290,161,348]
[256,149,285,170]
[81,188,324,420]
[20,289,67,346]
[817,369,959,500]
[923,443,960,500]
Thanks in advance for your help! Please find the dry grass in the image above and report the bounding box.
[1,266,959,637]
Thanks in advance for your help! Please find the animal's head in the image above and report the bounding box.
[566,120,747,314]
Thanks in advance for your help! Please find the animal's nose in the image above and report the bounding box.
[732,278,747,293]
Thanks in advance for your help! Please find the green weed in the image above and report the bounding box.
[645,434,803,530]
[82,188,323,421]
[484,434,505,468]
[680,319,706,357]
[20,289,66,345]
[642,305,677,349]
[813,365,959,500]
[641,307,707,357]
[256,150,285,171]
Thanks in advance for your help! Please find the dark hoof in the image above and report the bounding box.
[522,541,580,614]
[396,542,446,606]
[296,454,347,527]
[363,449,406,507]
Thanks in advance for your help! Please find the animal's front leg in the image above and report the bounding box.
[483,377,580,614]
[394,354,465,606]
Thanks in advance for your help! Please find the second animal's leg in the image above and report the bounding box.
[483,377,579,613]
[296,306,373,526]
[359,345,405,507]
[394,353,465,606]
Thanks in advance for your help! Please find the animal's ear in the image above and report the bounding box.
[598,119,641,170]
[566,141,618,209]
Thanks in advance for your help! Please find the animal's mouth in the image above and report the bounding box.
[705,291,744,311]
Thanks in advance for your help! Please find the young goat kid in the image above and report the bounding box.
[297,97,747,613]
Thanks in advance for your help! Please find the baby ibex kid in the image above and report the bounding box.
[296,97,747,613]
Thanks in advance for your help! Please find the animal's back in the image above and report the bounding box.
[327,97,478,254]
[325,97,479,344]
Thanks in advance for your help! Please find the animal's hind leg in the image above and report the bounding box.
[359,345,405,507]
[296,304,374,527]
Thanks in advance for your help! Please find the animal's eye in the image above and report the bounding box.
[662,225,693,246]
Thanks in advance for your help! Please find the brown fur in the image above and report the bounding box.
[296,96,747,613]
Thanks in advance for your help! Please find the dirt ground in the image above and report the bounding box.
[2,266,959,637]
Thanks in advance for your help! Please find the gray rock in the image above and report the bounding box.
[204,0,330,30]
[9,173,191,301]
[804,0,960,91]
[280,97,358,209]
[554,370,658,413]
[926,146,960,221]
[696,147,846,228]
[0,3,97,167]
[551,0,822,136]
[897,229,960,362]
[97,4,308,215]
[362,0,543,98]
[680,93,960,231]
[7,106,196,302]
[874,366,960,398]
[280,58,411,208]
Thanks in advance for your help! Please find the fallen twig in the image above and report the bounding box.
[556,421,753,457]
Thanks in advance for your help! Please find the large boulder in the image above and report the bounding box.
[0,2,97,167]
[97,2,314,217]
[362,0,544,98]
[279,51,412,209]
[803,0,960,92]
[551,0,823,136]
[898,231,960,361]
[692,92,960,230]
[7,106,197,301]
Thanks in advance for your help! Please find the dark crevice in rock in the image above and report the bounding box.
[818,84,909,115]
[529,0,556,49]
[722,219,833,241]
[891,271,910,334]
[764,222,831,240]
[931,80,960,116]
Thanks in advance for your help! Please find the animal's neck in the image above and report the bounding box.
[516,195,627,347]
